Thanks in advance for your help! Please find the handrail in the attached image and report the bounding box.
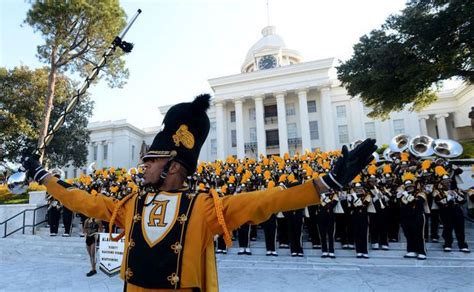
[0,204,48,238]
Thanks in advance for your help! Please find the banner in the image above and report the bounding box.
[98,233,125,277]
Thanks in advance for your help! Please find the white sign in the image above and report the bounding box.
[98,233,125,277]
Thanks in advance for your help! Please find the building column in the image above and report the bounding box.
[435,113,449,139]
[297,89,312,152]
[215,101,226,160]
[275,92,289,156]
[418,115,430,136]
[234,99,245,159]
[320,87,336,151]
[254,95,266,157]
[97,141,104,169]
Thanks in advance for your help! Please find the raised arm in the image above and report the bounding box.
[23,157,127,226]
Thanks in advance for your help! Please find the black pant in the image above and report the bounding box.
[216,235,227,251]
[338,212,354,246]
[250,225,258,240]
[277,217,289,246]
[317,210,335,253]
[307,206,321,246]
[262,214,277,252]
[400,206,426,255]
[387,204,400,241]
[369,210,388,246]
[352,209,368,254]
[425,209,440,240]
[440,206,468,249]
[238,223,251,248]
[62,206,73,234]
[285,209,304,254]
[48,207,60,234]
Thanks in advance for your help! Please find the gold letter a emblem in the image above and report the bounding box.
[147,200,170,227]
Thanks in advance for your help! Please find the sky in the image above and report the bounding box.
[1,0,415,129]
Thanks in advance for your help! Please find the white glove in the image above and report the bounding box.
[354,198,363,207]
[406,194,415,203]
[447,194,454,201]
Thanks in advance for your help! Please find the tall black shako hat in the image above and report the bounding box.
[142,94,211,175]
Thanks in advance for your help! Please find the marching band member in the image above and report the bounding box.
[366,164,389,250]
[317,189,338,258]
[380,163,400,243]
[350,175,370,259]
[433,166,470,253]
[398,172,428,260]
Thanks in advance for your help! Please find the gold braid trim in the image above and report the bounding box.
[210,189,232,247]
[109,192,136,242]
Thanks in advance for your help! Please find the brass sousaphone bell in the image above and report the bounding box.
[432,139,463,158]
[408,135,435,157]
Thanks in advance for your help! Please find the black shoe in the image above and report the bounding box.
[86,270,97,277]
[297,253,304,257]
[431,238,439,243]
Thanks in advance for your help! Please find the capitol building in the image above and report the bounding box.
[64,26,473,177]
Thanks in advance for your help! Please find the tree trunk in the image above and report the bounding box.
[37,56,57,163]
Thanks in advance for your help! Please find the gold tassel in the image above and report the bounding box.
[210,189,233,247]
[108,192,136,242]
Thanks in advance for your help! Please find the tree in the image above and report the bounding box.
[25,0,128,161]
[337,0,473,119]
[0,66,93,168]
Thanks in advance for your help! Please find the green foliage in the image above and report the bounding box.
[459,139,474,159]
[337,0,473,119]
[25,0,129,87]
[0,66,93,167]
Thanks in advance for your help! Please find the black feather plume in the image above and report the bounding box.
[192,94,211,112]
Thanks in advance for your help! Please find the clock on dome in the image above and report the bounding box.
[258,55,277,70]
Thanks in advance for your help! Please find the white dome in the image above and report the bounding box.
[243,26,286,65]
[241,26,302,73]
[245,26,286,61]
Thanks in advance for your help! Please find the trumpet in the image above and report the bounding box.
[6,9,142,195]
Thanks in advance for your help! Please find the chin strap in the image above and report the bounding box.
[144,158,174,207]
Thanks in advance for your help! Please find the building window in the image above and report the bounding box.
[365,122,376,139]
[286,103,296,116]
[210,122,216,133]
[230,111,236,123]
[211,139,217,155]
[249,127,257,142]
[309,121,319,140]
[103,144,108,160]
[73,168,77,178]
[231,130,237,147]
[393,119,405,134]
[93,145,98,161]
[266,130,279,147]
[338,125,349,143]
[249,108,256,121]
[132,145,135,160]
[336,105,346,118]
[287,123,297,138]
[264,105,278,118]
[307,100,317,113]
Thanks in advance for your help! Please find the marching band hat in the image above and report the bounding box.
[142,94,211,175]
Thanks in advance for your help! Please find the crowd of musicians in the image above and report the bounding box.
[46,147,474,261]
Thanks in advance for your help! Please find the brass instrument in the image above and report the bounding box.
[408,135,434,157]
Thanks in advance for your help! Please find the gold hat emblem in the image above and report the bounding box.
[173,124,195,149]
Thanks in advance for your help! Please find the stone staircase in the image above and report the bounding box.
[2,225,474,266]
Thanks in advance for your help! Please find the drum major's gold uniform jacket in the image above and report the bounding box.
[44,177,321,291]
